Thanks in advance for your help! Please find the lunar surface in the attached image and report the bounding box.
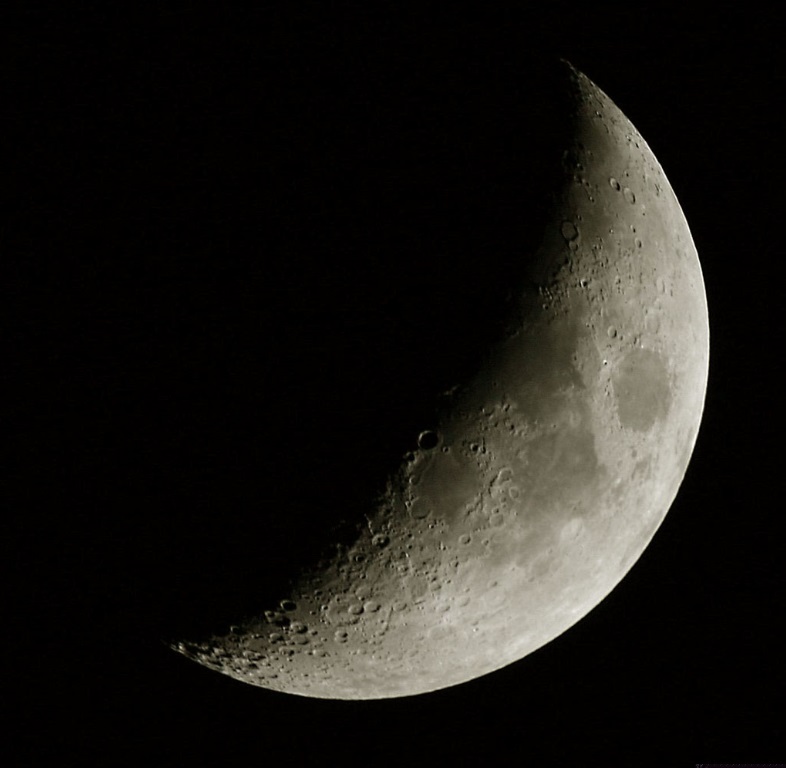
[172,62,709,698]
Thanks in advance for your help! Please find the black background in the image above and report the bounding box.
[7,4,783,766]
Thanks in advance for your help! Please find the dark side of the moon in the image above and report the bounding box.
[123,54,579,640]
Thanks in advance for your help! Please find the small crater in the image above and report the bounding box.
[417,430,440,450]
[264,611,290,628]
[560,221,579,242]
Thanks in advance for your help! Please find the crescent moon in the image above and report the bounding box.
[172,62,709,699]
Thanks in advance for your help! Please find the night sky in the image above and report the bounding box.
[8,6,783,766]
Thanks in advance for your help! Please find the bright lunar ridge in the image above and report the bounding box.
[173,62,709,698]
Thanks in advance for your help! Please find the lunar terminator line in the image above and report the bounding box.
[172,61,709,698]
